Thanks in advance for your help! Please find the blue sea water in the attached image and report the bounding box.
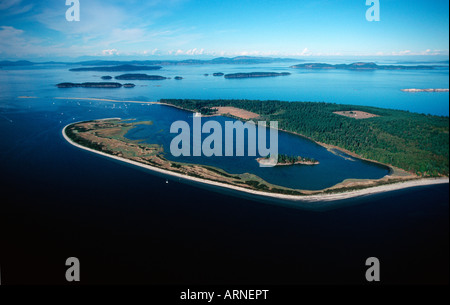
[0,62,448,284]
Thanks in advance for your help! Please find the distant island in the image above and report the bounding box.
[70,56,299,66]
[401,88,449,92]
[213,72,224,76]
[0,60,35,67]
[69,64,162,72]
[0,56,299,68]
[101,76,113,80]
[115,74,167,80]
[56,82,134,88]
[290,62,440,70]
[257,154,319,166]
[174,76,183,80]
[224,72,291,79]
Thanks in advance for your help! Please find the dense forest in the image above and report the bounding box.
[161,99,449,176]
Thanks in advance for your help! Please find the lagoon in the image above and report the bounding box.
[123,105,390,191]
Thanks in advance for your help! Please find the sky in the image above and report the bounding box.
[0,0,449,61]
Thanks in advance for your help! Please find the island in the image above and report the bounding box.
[290,62,440,70]
[0,56,300,69]
[101,76,113,80]
[257,154,319,166]
[69,64,162,72]
[213,72,224,76]
[123,83,136,88]
[224,72,291,79]
[115,74,167,80]
[174,76,183,80]
[56,82,127,88]
[401,88,449,92]
[62,98,448,201]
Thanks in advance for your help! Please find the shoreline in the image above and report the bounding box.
[62,122,448,202]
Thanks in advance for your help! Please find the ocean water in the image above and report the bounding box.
[0,63,448,284]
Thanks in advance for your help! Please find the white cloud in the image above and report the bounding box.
[102,49,119,56]
[185,48,204,55]
[291,48,311,56]
[0,26,26,55]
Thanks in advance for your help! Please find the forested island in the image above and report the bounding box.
[290,62,439,70]
[69,64,162,72]
[56,82,130,88]
[224,72,291,79]
[257,154,319,166]
[160,99,449,177]
[115,74,167,80]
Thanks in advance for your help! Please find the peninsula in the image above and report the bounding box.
[60,97,449,202]
[63,114,448,202]
[290,62,440,70]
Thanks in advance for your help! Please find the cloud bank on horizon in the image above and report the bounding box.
[0,0,448,60]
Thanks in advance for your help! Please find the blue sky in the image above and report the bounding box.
[0,0,448,60]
